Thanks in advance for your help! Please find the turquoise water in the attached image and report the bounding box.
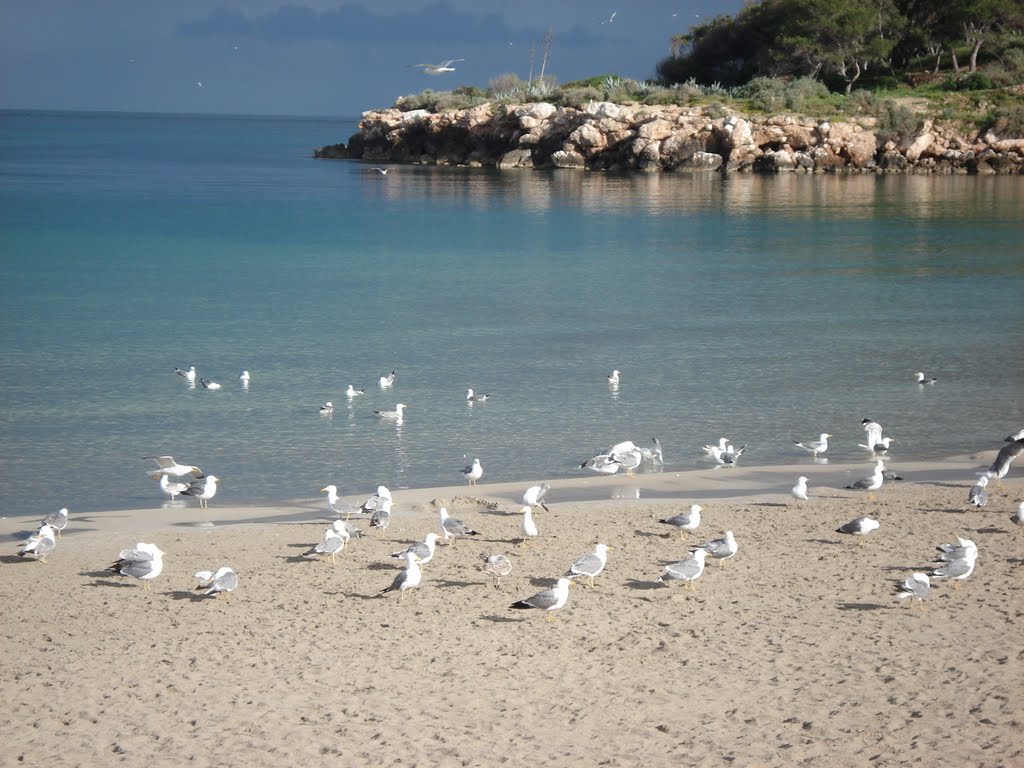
[1,110,1022,515]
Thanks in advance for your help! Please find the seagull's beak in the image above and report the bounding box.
[320,487,329,492]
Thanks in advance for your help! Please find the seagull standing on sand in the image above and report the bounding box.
[837,516,880,542]
[968,476,989,508]
[390,532,440,565]
[845,460,885,500]
[931,548,977,589]
[794,433,832,458]
[659,504,702,539]
[566,543,612,587]
[109,543,164,588]
[194,566,237,598]
[936,537,977,562]
[439,507,479,545]
[308,528,347,565]
[41,507,68,537]
[462,458,483,486]
[895,573,930,606]
[791,476,809,502]
[18,524,56,561]
[381,552,422,601]
[321,484,359,518]
[369,500,392,535]
[520,506,539,545]
[360,486,393,516]
[182,475,219,509]
[659,549,707,589]
[482,554,513,588]
[695,530,738,566]
[522,483,551,511]
[1010,502,1024,532]
[510,578,571,621]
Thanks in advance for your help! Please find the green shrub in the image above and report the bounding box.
[984,103,1024,136]
[783,77,831,112]
[875,99,922,141]
[944,72,994,91]
[488,73,525,99]
[392,89,486,112]
[704,102,729,119]
[734,77,788,111]
[847,89,880,114]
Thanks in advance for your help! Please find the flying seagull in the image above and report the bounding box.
[411,59,465,75]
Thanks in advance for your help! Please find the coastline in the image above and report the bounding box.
[2,452,1020,766]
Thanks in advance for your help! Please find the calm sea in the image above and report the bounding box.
[1,109,1022,516]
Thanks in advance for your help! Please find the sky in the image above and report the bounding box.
[0,0,744,117]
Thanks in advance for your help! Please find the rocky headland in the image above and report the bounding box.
[316,101,1023,174]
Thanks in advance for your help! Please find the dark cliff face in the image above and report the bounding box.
[315,103,1024,175]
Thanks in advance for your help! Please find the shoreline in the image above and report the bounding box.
[1,452,1000,535]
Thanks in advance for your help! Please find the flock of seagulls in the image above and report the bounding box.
[14,365,1022,624]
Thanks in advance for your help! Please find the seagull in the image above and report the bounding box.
[601,11,617,24]
[605,440,642,476]
[794,433,832,458]
[200,378,221,391]
[915,371,937,384]
[41,507,68,537]
[694,530,738,566]
[369,500,392,535]
[935,537,977,562]
[381,552,422,602]
[837,516,880,542]
[390,532,440,565]
[607,369,620,386]
[375,403,406,422]
[175,366,196,383]
[566,543,612,587]
[702,437,729,459]
[895,572,930,606]
[345,385,365,398]
[466,388,490,402]
[320,485,359,518]
[880,460,904,482]
[360,486,393,516]
[522,483,551,511]
[18,524,56,561]
[659,504,701,539]
[580,452,622,474]
[369,167,390,175]
[319,401,334,415]
[642,437,664,465]
[379,371,396,388]
[439,507,479,545]
[109,542,164,589]
[984,438,1024,486]
[510,578,571,621]
[308,528,347,565]
[331,519,364,540]
[520,506,539,545]
[1010,502,1024,532]
[845,460,885,500]
[239,370,250,383]
[462,458,483,486]
[1005,429,1024,442]
[931,549,976,589]
[716,443,746,466]
[481,553,513,588]
[159,474,189,501]
[194,566,237,598]
[658,548,707,589]
[145,455,203,479]
[182,475,219,509]
[791,476,809,502]
[968,476,988,508]
[411,59,465,75]
[861,418,883,451]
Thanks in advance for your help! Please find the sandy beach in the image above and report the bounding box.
[2,455,1021,767]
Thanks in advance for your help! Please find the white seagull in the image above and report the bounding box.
[466,388,490,402]
[239,370,250,383]
[462,458,483,486]
[659,548,707,589]
[520,505,539,544]
[895,572,930,605]
[41,507,69,537]
[319,401,334,415]
[308,528,347,565]
[439,507,479,545]
[378,371,396,388]
[845,460,885,500]
[411,59,465,75]
[375,403,406,423]
[794,433,832,458]
[360,485,393,516]
[159,474,189,501]
[109,542,164,589]
[321,484,359,518]
[915,371,937,384]
[381,552,422,601]
[175,366,196,383]
[194,566,237,597]
[182,475,219,509]
[145,455,203,479]
[566,543,612,587]
[369,500,392,535]
[482,553,513,588]
[345,385,365,398]
[510,578,571,621]
[931,549,977,589]
[18,524,56,561]
[968,476,988,508]
[791,476,809,502]
[695,530,738,566]
[522,483,551,511]
[607,369,620,386]
[837,516,880,542]
[390,532,440,565]
[659,504,702,539]
[200,378,221,391]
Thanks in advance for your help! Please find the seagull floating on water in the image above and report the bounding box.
[466,388,489,402]
[239,370,250,383]
[175,366,196,383]
[379,371,396,388]
[375,403,406,422]
[345,385,365,398]
[200,378,221,391]
[915,371,937,384]
[607,369,620,386]
[319,401,334,415]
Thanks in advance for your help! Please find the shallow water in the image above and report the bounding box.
[1,110,1022,515]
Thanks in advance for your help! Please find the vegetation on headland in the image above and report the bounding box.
[388,0,1024,138]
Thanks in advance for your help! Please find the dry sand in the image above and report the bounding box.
[1,458,1021,767]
